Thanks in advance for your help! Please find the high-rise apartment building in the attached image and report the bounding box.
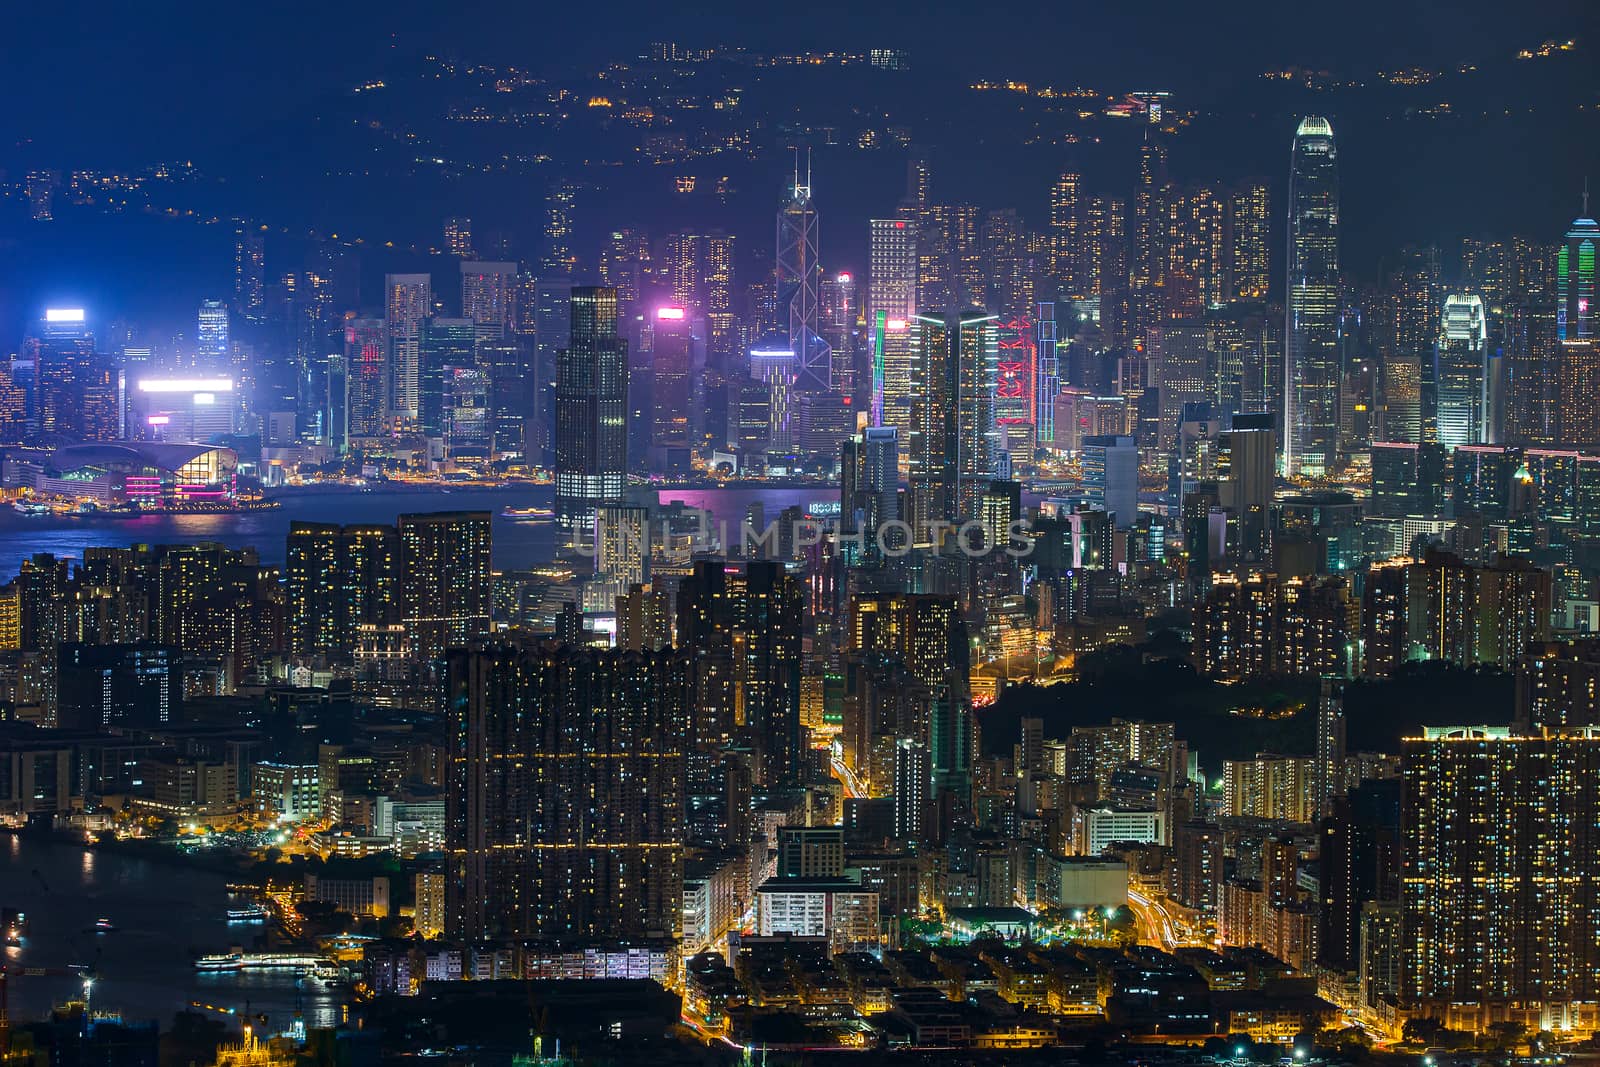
[444,644,688,942]
[398,511,491,662]
[385,274,432,424]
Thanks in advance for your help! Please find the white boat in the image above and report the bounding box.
[225,904,269,922]
[195,953,244,971]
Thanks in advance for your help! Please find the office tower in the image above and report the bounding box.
[841,426,900,539]
[1225,181,1271,301]
[476,334,531,459]
[819,271,858,402]
[1082,435,1138,530]
[529,280,574,464]
[1318,777,1401,973]
[649,307,693,459]
[196,300,229,368]
[1434,294,1489,448]
[57,644,181,731]
[908,309,998,531]
[343,317,388,440]
[232,219,265,318]
[27,309,120,442]
[544,179,579,275]
[460,261,516,340]
[675,560,803,787]
[1217,413,1276,559]
[399,511,491,661]
[1557,202,1598,341]
[1284,116,1341,476]
[869,218,918,325]
[0,361,28,444]
[778,154,828,392]
[1035,304,1060,444]
[443,217,474,257]
[1151,324,1212,451]
[1401,726,1600,1030]
[384,274,431,424]
[416,317,475,441]
[444,644,688,941]
[554,288,628,556]
[993,313,1036,441]
[443,365,492,460]
[1049,171,1084,296]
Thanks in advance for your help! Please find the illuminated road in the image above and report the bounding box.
[1127,888,1195,951]
[830,754,867,800]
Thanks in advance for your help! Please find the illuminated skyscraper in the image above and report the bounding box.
[909,309,998,531]
[1035,303,1060,444]
[399,511,491,661]
[554,288,628,555]
[543,180,580,275]
[1225,181,1271,301]
[443,217,473,258]
[778,153,829,393]
[343,317,388,440]
[417,317,474,440]
[1132,132,1170,342]
[649,307,693,456]
[1402,725,1600,1031]
[196,300,229,368]
[231,219,265,319]
[28,309,120,442]
[286,521,399,657]
[1285,116,1341,475]
[1433,294,1489,448]
[460,261,516,341]
[1557,202,1598,341]
[385,274,432,424]
[1049,171,1084,296]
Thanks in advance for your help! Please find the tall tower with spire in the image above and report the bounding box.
[1558,185,1598,342]
[778,149,830,393]
[1284,115,1341,476]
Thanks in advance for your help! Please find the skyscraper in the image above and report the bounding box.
[28,309,120,442]
[1557,201,1598,341]
[460,261,516,341]
[231,220,265,319]
[1402,725,1600,1031]
[909,309,998,531]
[1434,294,1489,448]
[1285,116,1341,476]
[444,644,688,941]
[778,153,828,393]
[385,274,432,425]
[343,317,388,441]
[554,288,628,555]
[196,300,230,368]
[1049,171,1084,296]
[399,511,491,662]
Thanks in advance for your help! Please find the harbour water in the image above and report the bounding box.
[0,484,841,578]
[1,833,343,1031]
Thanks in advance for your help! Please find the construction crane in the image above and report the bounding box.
[0,963,95,1060]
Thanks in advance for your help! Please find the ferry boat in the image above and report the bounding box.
[195,953,244,971]
[225,904,269,922]
[11,500,51,516]
[501,505,555,520]
[93,918,115,932]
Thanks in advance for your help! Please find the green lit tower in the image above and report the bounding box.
[1558,194,1598,342]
